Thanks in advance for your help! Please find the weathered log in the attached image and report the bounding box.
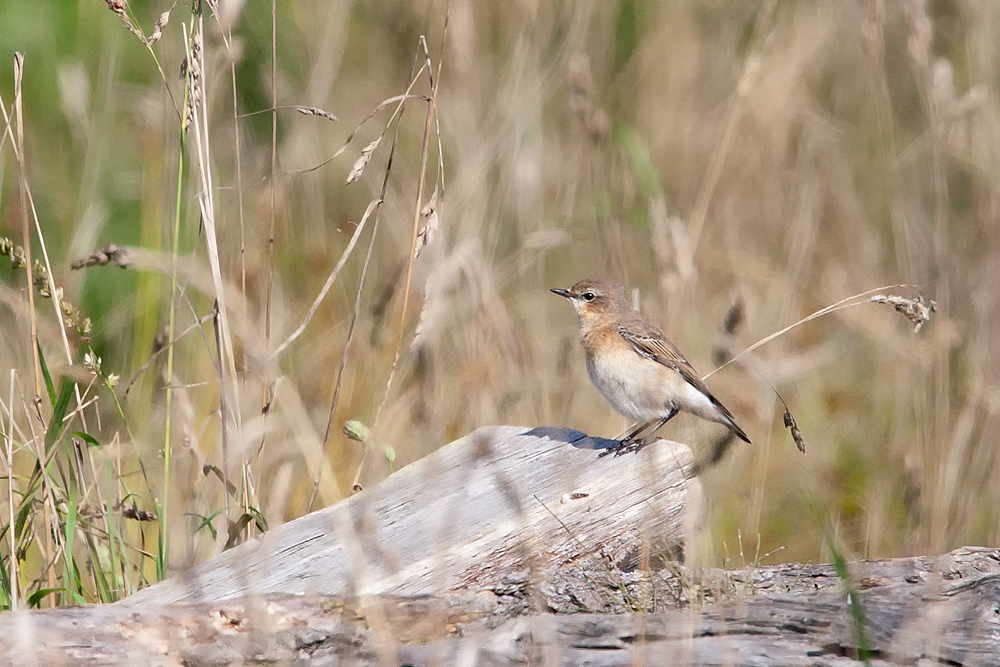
[4,427,998,665]
[3,547,998,665]
[126,425,703,604]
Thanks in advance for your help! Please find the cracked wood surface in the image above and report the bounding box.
[3,548,998,665]
[125,425,702,604]
[3,426,998,665]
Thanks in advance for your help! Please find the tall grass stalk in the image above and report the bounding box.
[159,15,194,579]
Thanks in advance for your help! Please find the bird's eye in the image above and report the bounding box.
[582,292,596,302]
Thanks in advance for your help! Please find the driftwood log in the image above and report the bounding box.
[127,425,703,604]
[4,547,999,665]
[2,426,999,666]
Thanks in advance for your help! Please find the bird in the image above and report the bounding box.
[551,278,751,457]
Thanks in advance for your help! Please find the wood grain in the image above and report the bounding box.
[5,547,998,665]
[3,427,999,665]
[125,425,702,605]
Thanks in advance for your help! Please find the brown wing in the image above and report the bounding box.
[617,319,751,444]
[616,320,709,393]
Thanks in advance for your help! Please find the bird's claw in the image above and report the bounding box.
[598,437,647,458]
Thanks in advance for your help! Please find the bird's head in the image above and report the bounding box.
[550,278,632,329]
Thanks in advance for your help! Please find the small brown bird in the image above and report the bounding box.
[551,278,751,457]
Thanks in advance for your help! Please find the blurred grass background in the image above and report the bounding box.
[0,0,998,606]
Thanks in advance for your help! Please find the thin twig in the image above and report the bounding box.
[159,15,198,580]
[272,200,380,358]
[121,309,217,399]
[307,55,428,511]
[282,91,429,176]
[258,0,278,464]
[371,29,446,438]
[220,21,249,341]
[704,284,923,380]
[4,371,19,608]
[187,9,245,542]
[211,303,229,527]
[11,54,42,419]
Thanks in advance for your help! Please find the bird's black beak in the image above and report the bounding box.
[550,287,572,299]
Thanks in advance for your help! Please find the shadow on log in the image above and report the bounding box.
[2,426,999,666]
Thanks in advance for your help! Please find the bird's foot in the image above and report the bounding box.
[598,437,647,458]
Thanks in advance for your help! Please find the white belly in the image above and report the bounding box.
[585,346,720,424]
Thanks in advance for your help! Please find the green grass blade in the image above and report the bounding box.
[62,479,80,604]
[0,553,11,610]
[37,343,56,407]
[26,587,62,609]
[43,375,76,453]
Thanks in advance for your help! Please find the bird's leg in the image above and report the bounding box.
[621,420,653,444]
[600,407,680,458]
[641,406,680,442]
[599,420,652,458]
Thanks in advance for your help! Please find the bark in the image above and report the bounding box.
[125,425,702,604]
[5,547,998,666]
[2,427,998,666]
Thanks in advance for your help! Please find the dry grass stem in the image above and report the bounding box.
[309,66,429,510]
[283,90,428,176]
[10,54,42,412]
[272,199,381,358]
[370,30,446,437]
[704,285,932,380]
[3,371,18,608]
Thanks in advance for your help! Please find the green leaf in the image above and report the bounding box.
[44,345,89,453]
[222,507,268,550]
[63,479,80,602]
[88,535,112,602]
[244,505,268,533]
[14,493,34,545]
[26,587,62,608]
[37,343,56,407]
[0,554,11,610]
[44,375,76,453]
[72,431,102,448]
[102,461,127,600]
[189,508,226,539]
[156,500,166,582]
[830,541,873,664]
